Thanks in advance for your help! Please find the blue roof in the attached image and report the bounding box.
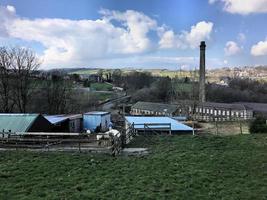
[44,115,68,124]
[125,116,193,132]
[84,111,110,116]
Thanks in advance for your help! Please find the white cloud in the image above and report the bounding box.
[251,39,267,56]
[6,5,15,13]
[238,33,246,43]
[224,41,241,56]
[159,21,213,49]
[0,6,162,68]
[0,5,16,37]
[210,0,267,15]
[0,5,215,69]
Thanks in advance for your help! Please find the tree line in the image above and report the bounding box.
[0,47,84,114]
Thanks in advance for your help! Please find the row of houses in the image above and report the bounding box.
[0,112,111,134]
[131,101,267,121]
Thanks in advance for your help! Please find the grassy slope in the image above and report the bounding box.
[0,135,267,200]
[90,83,113,91]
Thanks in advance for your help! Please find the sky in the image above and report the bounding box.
[0,0,267,70]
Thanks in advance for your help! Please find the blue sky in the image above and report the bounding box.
[0,0,267,69]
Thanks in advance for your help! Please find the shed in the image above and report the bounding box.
[44,114,83,133]
[125,116,193,134]
[0,113,52,134]
[83,112,111,132]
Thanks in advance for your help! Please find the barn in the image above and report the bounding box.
[0,113,52,134]
[44,114,83,133]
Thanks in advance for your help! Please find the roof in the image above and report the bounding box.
[234,102,267,115]
[176,100,251,111]
[44,115,69,124]
[44,114,82,124]
[125,116,193,132]
[84,111,110,116]
[0,113,39,133]
[199,102,249,110]
[132,101,178,114]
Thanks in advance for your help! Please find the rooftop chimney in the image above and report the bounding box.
[199,41,206,103]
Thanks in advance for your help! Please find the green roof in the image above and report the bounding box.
[0,114,39,133]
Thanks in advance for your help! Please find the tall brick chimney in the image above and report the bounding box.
[199,41,206,103]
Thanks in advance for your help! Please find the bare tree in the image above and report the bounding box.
[45,73,73,114]
[0,47,15,112]
[9,47,41,112]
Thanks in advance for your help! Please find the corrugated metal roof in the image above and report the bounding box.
[125,116,193,131]
[44,114,82,124]
[44,115,69,124]
[0,113,39,133]
[84,111,110,116]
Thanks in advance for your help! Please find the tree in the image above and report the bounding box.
[9,47,41,112]
[249,116,267,134]
[0,47,15,112]
[45,72,73,114]
[125,71,153,90]
[112,69,123,86]
[97,69,104,82]
[153,77,173,102]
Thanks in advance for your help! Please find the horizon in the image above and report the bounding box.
[1,0,267,70]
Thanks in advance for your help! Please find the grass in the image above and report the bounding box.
[90,82,113,91]
[1,134,267,199]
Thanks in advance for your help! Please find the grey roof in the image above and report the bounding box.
[0,113,39,133]
[176,100,251,111]
[199,102,249,110]
[234,102,267,114]
[132,101,178,114]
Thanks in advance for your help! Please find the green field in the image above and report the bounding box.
[90,83,113,91]
[1,135,267,199]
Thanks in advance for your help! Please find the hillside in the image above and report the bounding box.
[0,134,267,199]
[69,66,267,82]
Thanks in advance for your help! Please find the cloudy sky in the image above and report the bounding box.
[1,0,267,70]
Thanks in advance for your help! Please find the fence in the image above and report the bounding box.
[0,132,123,156]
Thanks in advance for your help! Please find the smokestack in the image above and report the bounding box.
[199,41,206,103]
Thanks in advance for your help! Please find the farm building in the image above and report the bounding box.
[233,102,267,118]
[44,114,83,133]
[83,112,111,132]
[193,102,254,121]
[125,116,193,135]
[0,114,52,134]
[175,101,254,121]
[131,101,180,116]
[131,100,260,121]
